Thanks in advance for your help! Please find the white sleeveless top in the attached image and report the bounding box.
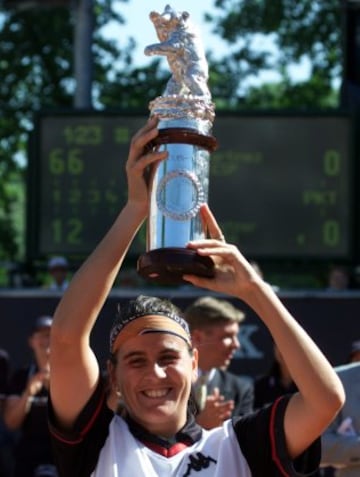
[91,415,251,477]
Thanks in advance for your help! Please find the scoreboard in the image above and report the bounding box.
[27,111,354,261]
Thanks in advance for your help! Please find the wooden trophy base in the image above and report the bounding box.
[137,248,215,285]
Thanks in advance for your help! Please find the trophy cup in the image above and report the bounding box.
[137,5,218,285]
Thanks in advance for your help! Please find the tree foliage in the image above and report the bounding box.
[205,0,343,109]
[0,0,139,261]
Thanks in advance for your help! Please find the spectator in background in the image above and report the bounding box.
[347,340,360,363]
[321,340,360,477]
[0,349,9,400]
[254,344,323,477]
[321,362,360,477]
[4,316,58,477]
[184,296,254,429]
[46,256,69,292]
[0,348,16,477]
[250,260,280,293]
[326,265,350,292]
[253,342,297,410]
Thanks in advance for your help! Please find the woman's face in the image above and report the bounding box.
[111,331,198,437]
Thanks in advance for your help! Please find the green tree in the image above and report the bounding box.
[205,0,343,109]
[99,59,168,109]
[0,0,137,264]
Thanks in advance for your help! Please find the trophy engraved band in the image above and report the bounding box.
[137,5,218,285]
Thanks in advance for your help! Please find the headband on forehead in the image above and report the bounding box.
[110,309,192,354]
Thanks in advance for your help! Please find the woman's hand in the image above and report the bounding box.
[184,204,262,297]
[196,389,234,430]
[126,116,168,211]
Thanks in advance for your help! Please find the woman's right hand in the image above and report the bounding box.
[126,116,168,211]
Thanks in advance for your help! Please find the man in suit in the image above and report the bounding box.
[321,362,360,477]
[184,296,254,429]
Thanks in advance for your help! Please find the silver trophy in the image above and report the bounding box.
[137,5,217,284]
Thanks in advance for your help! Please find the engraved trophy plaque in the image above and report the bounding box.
[137,5,218,285]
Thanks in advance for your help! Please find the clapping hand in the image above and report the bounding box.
[196,388,234,430]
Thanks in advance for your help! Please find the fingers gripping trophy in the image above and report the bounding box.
[137,5,218,285]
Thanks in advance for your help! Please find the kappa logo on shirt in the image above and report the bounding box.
[182,452,217,476]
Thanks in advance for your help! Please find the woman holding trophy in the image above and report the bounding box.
[48,117,344,477]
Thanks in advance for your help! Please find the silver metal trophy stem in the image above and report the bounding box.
[137,5,217,284]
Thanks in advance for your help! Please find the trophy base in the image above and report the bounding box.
[137,248,215,285]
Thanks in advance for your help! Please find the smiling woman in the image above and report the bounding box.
[106,295,198,437]
[112,328,197,438]
[48,118,345,477]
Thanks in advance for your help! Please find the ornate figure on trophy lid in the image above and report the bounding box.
[137,5,218,285]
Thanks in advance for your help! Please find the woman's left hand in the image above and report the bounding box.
[184,204,261,297]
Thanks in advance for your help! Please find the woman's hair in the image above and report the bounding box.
[109,295,192,355]
[116,295,182,322]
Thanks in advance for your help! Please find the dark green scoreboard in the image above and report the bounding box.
[27,111,354,261]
